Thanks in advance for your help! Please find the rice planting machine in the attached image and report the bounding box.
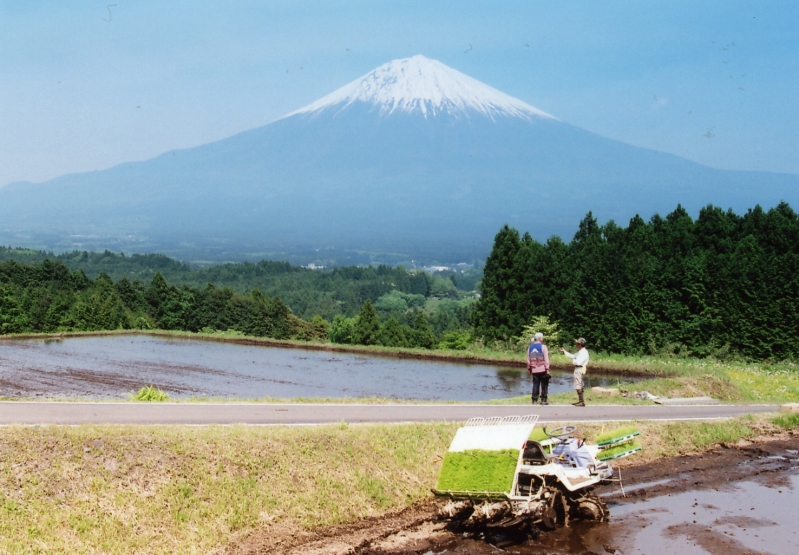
[434,415,641,533]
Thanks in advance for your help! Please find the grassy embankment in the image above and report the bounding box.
[487,355,799,406]
[0,414,797,555]
[2,329,798,405]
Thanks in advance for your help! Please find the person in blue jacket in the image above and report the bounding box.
[527,332,550,405]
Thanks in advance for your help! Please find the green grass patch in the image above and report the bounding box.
[772,412,799,430]
[129,386,169,402]
[529,428,550,442]
[436,449,518,494]
[726,368,799,403]
[660,419,755,451]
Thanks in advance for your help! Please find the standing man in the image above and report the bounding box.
[527,332,550,405]
[560,338,589,407]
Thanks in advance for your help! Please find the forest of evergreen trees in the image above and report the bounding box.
[0,256,473,347]
[472,203,799,360]
[0,247,479,321]
[0,259,328,340]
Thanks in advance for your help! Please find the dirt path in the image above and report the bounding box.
[225,432,799,555]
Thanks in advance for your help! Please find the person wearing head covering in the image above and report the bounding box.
[526,332,550,405]
[559,338,589,406]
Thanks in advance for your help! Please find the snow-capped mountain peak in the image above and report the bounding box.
[283,55,555,120]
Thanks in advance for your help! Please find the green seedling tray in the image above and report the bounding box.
[596,428,640,447]
[597,443,643,461]
[436,449,518,494]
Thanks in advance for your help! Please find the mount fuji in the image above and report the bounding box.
[1,55,797,264]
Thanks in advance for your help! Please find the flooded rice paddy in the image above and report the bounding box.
[0,335,635,400]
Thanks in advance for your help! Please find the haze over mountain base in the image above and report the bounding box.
[2,56,796,265]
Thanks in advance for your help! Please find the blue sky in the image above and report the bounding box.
[1,0,797,186]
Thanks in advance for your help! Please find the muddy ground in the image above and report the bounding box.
[225,433,799,555]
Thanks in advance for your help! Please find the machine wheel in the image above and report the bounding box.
[572,494,609,522]
[540,489,568,530]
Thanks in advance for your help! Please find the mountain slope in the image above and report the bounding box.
[1,55,796,264]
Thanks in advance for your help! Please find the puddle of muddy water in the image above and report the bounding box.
[398,447,799,555]
[0,335,637,400]
[600,473,799,554]
[417,476,799,555]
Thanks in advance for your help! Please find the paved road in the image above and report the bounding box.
[0,401,780,425]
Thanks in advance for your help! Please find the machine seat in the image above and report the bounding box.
[522,440,552,465]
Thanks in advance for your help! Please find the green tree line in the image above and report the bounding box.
[0,248,480,321]
[0,260,326,340]
[0,258,474,348]
[473,203,799,360]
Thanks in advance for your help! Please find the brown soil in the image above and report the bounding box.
[223,500,444,555]
[224,432,799,555]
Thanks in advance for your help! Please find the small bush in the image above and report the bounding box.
[514,315,562,349]
[438,329,472,350]
[130,386,169,402]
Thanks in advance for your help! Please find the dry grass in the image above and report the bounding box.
[0,423,455,555]
[0,415,795,553]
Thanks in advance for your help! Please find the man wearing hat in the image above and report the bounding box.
[559,338,589,406]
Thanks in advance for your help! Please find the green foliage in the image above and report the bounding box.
[515,315,563,349]
[772,412,799,430]
[438,329,472,350]
[328,315,356,344]
[0,248,482,323]
[352,300,381,346]
[410,311,437,350]
[0,259,315,342]
[430,274,458,298]
[471,226,526,342]
[373,290,410,312]
[292,315,330,342]
[373,290,426,313]
[408,271,432,297]
[0,249,478,347]
[436,449,518,494]
[379,317,409,348]
[473,203,799,360]
[130,386,170,402]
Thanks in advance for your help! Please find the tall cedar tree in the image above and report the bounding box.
[353,300,381,345]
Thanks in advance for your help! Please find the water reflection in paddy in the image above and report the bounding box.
[0,335,635,400]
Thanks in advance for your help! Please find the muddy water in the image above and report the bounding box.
[391,442,799,555]
[0,335,634,400]
[598,476,799,554]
